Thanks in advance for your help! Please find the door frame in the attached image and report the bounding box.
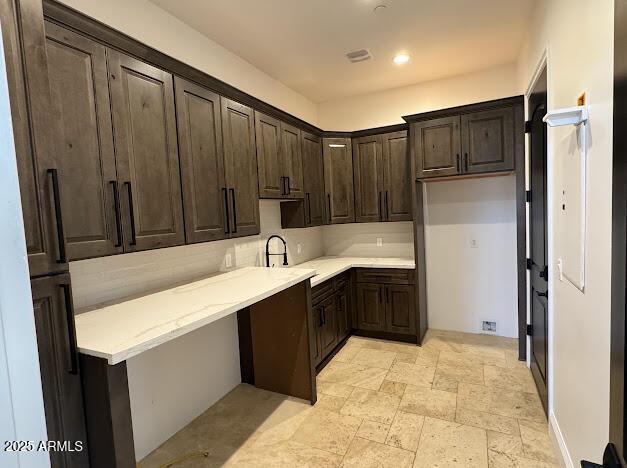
[524,50,554,416]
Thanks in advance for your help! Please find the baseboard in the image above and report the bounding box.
[549,411,575,468]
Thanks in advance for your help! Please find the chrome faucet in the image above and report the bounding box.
[265,235,288,267]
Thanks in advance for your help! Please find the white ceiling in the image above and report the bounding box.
[149,0,536,103]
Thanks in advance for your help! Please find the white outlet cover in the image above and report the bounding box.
[225,253,232,268]
[297,243,302,254]
[376,238,383,247]
[469,239,478,248]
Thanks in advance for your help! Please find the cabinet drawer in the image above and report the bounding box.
[312,279,334,305]
[355,268,414,285]
[333,271,351,291]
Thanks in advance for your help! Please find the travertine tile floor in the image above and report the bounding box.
[140,330,560,467]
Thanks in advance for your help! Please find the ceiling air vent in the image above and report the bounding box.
[345,49,372,63]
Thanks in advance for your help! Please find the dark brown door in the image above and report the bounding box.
[356,283,386,331]
[1,0,68,276]
[255,112,283,198]
[31,274,89,468]
[353,135,384,223]
[221,97,260,238]
[336,286,351,341]
[174,77,228,243]
[312,304,323,366]
[323,138,355,224]
[45,22,121,260]
[382,131,412,222]
[461,107,515,174]
[281,122,304,199]
[385,284,416,335]
[319,296,337,357]
[413,116,461,179]
[107,50,185,252]
[301,132,325,226]
[528,67,548,414]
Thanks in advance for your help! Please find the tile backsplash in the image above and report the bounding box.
[322,221,414,258]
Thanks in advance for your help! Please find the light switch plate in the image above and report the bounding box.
[376,238,383,247]
[297,243,302,254]
[225,253,232,268]
[469,239,478,249]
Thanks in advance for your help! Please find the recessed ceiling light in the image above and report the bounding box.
[393,53,410,65]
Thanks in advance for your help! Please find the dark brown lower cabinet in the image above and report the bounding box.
[31,274,89,468]
[356,283,387,331]
[336,284,351,342]
[318,295,337,358]
[386,284,416,335]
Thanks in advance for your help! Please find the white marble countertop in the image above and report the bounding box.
[294,256,415,287]
[74,266,316,365]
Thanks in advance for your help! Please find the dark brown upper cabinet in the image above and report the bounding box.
[412,105,516,179]
[323,138,355,224]
[353,135,385,223]
[255,112,303,199]
[108,50,185,252]
[461,107,515,174]
[2,0,68,277]
[44,21,122,261]
[382,131,412,222]
[353,130,412,223]
[31,274,89,468]
[221,98,260,238]
[279,131,324,228]
[174,77,228,243]
[413,116,461,179]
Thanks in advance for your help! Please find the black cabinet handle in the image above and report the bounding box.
[385,191,389,221]
[378,287,383,304]
[230,188,237,233]
[386,286,390,304]
[321,307,326,326]
[47,169,67,263]
[378,191,383,221]
[124,182,137,245]
[222,187,230,234]
[280,176,286,196]
[60,283,78,375]
[110,181,122,248]
[286,176,291,195]
[306,193,311,225]
[464,153,469,172]
[456,154,461,172]
[327,194,331,223]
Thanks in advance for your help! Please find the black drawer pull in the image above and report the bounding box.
[456,154,461,172]
[110,181,122,247]
[222,187,230,233]
[47,169,67,263]
[464,153,469,172]
[385,191,389,221]
[230,188,237,233]
[378,191,383,221]
[327,194,331,223]
[306,193,311,224]
[286,176,291,195]
[60,283,78,375]
[125,182,137,245]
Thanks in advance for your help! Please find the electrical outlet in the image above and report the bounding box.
[297,243,302,254]
[376,237,383,247]
[225,253,232,268]
[469,239,478,249]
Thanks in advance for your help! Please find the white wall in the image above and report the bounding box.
[0,31,50,468]
[317,63,519,131]
[69,200,323,460]
[322,222,414,258]
[424,176,518,338]
[57,0,318,125]
[517,0,614,465]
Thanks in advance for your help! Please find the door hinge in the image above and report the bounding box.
[526,190,532,203]
[524,120,532,133]
[526,324,533,336]
[526,258,532,270]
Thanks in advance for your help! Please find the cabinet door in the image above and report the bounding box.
[353,135,384,223]
[336,286,351,342]
[413,116,461,179]
[301,132,325,226]
[174,78,228,243]
[221,98,260,238]
[355,283,386,331]
[312,304,323,366]
[31,274,89,468]
[461,107,515,174]
[45,22,121,260]
[385,284,416,335]
[323,138,355,224]
[281,122,304,199]
[255,112,283,198]
[107,50,185,251]
[319,296,337,358]
[382,131,412,222]
[1,0,67,276]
